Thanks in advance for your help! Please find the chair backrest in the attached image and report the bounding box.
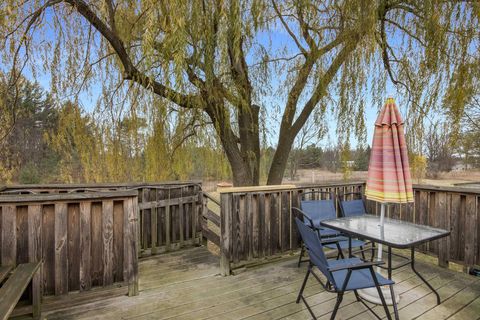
[338,193,367,217]
[300,191,336,227]
[294,217,334,284]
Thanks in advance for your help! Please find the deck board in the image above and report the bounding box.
[43,246,480,320]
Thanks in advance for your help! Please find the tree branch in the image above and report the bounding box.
[271,0,307,56]
[64,0,202,110]
[292,36,359,134]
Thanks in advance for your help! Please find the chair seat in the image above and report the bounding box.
[332,267,394,291]
[324,239,366,250]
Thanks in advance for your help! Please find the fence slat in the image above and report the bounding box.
[124,197,139,296]
[1,205,16,266]
[54,203,68,295]
[220,193,232,276]
[113,201,124,283]
[28,204,42,314]
[464,195,477,271]
[68,204,81,291]
[42,205,55,295]
[102,200,114,286]
[79,202,92,291]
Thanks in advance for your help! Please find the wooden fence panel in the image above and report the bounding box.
[219,182,480,274]
[219,182,367,273]
[0,191,139,298]
[136,183,203,256]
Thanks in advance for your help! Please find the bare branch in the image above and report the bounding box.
[271,0,307,56]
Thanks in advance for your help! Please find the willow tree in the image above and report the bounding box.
[2,1,479,185]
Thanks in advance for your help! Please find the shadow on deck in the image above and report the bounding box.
[44,246,480,320]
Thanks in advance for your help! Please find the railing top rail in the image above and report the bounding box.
[129,183,202,191]
[218,181,365,194]
[216,180,480,196]
[412,183,480,195]
[0,190,138,203]
[0,180,202,191]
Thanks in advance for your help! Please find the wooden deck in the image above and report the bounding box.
[43,246,480,320]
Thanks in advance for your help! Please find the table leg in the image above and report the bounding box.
[410,247,441,305]
[349,237,352,258]
[388,246,392,279]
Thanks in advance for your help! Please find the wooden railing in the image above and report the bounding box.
[218,182,365,275]
[0,191,139,298]
[219,182,480,275]
[137,183,203,256]
[366,184,480,272]
[0,181,204,257]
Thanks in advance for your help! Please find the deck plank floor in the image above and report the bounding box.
[44,246,480,320]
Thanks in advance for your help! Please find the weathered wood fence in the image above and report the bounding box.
[137,184,203,256]
[219,182,480,275]
[219,182,364,275]
[0,181,204,304]
[1,181,204,257]
[2,179,478,294]
[365,184,480,271]
[0,191,139,299]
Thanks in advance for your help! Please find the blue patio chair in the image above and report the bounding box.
[295,191,366,266]
[338,192,376,261]
[293,207,347,262]
[338,192,368,217]
[294,217,399,320]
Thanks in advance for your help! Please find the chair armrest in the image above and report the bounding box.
[292,207,315,228]
[320,237,345,245]
[328,261,385,272]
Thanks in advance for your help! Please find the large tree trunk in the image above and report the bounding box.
[206,103,260,186]
[267,130,295,185]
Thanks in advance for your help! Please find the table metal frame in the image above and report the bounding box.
[322,216,450,305]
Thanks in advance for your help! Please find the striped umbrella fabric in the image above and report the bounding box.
[365,98,414,204]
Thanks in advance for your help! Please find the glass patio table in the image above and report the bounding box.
[321,214,450,304]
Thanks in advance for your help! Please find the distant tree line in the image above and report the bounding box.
[286,144,371,180]
[1,75,479,185]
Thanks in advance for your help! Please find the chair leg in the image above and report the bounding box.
[360,246,366,260]
[335,242,344,259]
[298,244,305,267]
[375,285,392,320]
[390,285,400,320]
[371,242,376,261]
[296,266,311,303]
[330,292,344,320]
[353,289,361,301]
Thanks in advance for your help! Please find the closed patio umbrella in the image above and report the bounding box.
[365,97,413,204]
[362,97,414,304]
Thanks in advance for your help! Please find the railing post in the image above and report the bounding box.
[125,197,139,296]
[220,192,232,276]
[199,191,206,245]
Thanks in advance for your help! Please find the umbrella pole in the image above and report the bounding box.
[376,203,386,273]
[359,202,400,305]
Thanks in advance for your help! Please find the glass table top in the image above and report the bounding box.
[320,215,450,248]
